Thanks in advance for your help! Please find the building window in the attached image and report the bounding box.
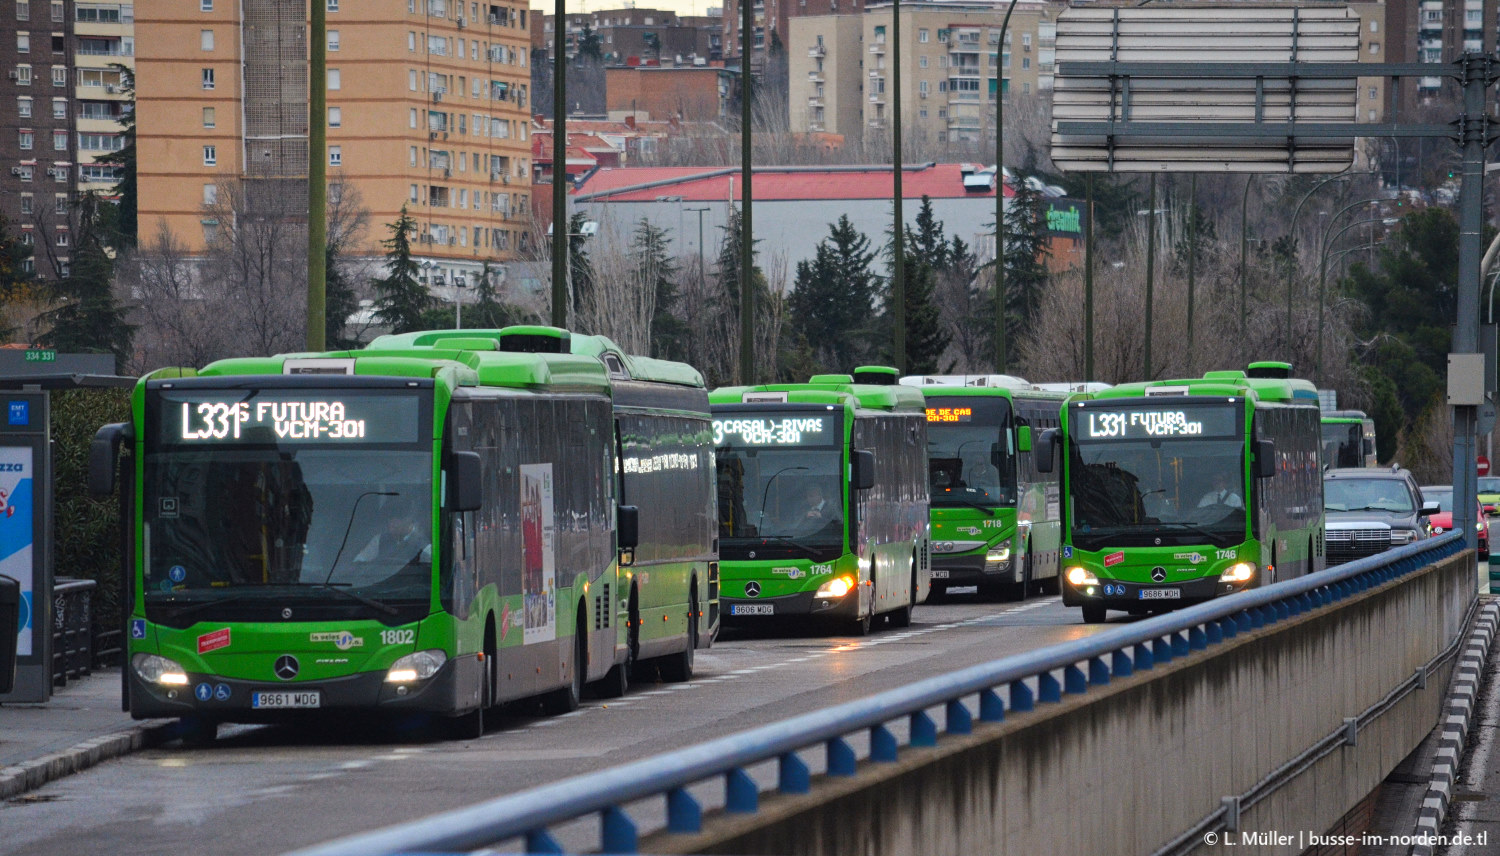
[1022,57,1030,69]
[327,0,338,11]
[919,55,927,68]
[409,107,418,128]
[203,184,217,205]
[55,230,67,247]
[408,32,415,51]
[200,0,212,10]
[51,97,63,118]
[16,65,31,86]
[17,0,29,20]
[17,97,31,118]
[18,32,30,53]
[203,145,217,166]
[328,30,339,51]
[201,29,214,50]
[53,193,65,214]
[202,106,215,127]
[51,165,63,182]
[1022,33,1032,48]
[1369,87,1377,100]
[410,184,419,203]
[19,130,34,150]
[17,166,31,181]
[202,221,217,244]
[1370,20,1378,33]
[202,68,215,89]
[327,69,340,90]
[328,106,341,127]
[50,65,62,86]
[48,0,58,20]
[409,69,418,91]
[409,145,418,166]
[328,146,342,166]
[78,132,123,150]
[18,195,32,215]
[57,259,68,276]
[918,80,928,95]
[919,29,929,43]
[52,129,65,149]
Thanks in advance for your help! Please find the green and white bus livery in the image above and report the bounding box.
[1036,367,1324,624]
[90,326,716,739]
[710,375,930,635]
[1320,410,1377,469]
[899,375,1068,600]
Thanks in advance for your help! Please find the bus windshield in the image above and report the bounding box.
[1068,402,1246,549]
[1321,421,1363,469]
[714,409,844,560]
[924,396,1015,509]
[143,387,432,620]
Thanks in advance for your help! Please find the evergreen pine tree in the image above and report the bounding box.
[372,206,432,333]
[469,262,517,329]
[715,205,764,306]
[0,212,33,341]
[910,196,952,272]
[96,64,136,249]
[631,218,688,361]
[1002,180,1051,336]
[882,228,950,375]
[324,242,359,348]
[789,215,878,372]
[37,193,134,369]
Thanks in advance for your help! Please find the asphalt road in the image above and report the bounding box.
[0,591,1108,856]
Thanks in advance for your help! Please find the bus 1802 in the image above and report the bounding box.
[1036,365,1324,624]
[710,374,930,635]
[90,326,716,741]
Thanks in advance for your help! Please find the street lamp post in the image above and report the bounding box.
[686,206,710,287]
[1144,173,1157,379]
[1315,206,1383,382]
[994,0,1021,373]
[1284,169,1367,351]
[1239,175,1255,336]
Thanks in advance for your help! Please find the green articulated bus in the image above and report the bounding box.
[90,326,716,740]
[898,374,1069,600]
[1320,409,1377,469]
[1036,363,1324,624]
[709,373,930,635]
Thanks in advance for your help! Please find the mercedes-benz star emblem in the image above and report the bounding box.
[1151,567,1167,583]
[274,655,300,680]
[281,607,293,619]
[744,581,761,598]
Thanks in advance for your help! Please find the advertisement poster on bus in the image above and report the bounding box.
[0,447,33,656]
[520,463,556,644]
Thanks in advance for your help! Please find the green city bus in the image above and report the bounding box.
[1320,410,1377,469]
[710,375,930,635]
[898,374,1069,600]
[89,326,716,740]
[1036,366,1324,624]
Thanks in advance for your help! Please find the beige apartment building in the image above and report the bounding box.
[136,0,533,284]
[789,2,1057,146]
[73,1,132,196]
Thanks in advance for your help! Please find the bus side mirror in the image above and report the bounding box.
[88,423,130,497]
[852,450,876,491]
[617,505,640,550]
[1034,429,1058,474]
[1253,440,1276,479]
[1017,425,1033,454]
[448,451,483,512]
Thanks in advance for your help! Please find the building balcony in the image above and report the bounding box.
[808,70,824,83]
[808,97,823,107]
[950,67,981,78]
[870,42,885,54]
[808,44,825,58]
[947,115,980,128]
[869,92,885,104]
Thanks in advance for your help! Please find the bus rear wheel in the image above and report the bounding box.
[659,586,697,683]
[887,559,917,628]
[543,609,587,715]
[1081,604,1108,624]
[593,590,637,698]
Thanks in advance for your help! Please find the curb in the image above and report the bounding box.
[1412,599,1500,856]
[0,719,177,801]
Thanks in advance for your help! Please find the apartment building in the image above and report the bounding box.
[788,3,1056,145]
[2,0,79,279]
[724,0,864,72]
[538,8,723,66]
[135,0,534,286]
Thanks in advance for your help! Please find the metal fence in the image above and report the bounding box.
[52,577,95,687]
[289,532,1467,856]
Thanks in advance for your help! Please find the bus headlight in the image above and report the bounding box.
[815,574,857,599]
[1066,566,1098,587]
[985,546,1012,565]
[132,653,189,686]
[1220,562,1256,583]
[385,650,448,683]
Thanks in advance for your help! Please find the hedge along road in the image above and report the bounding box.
[0,595,1108,856]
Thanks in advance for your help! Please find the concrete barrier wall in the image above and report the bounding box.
[648,553,1477,856]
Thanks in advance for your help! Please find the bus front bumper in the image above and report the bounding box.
[1062,576,1241,609]
[722,589,860,621]
[126,653,483,722]
[931,553,1016,587]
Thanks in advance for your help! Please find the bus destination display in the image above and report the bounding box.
[159,392,420,444]
[926,407,973,424]
[713,415,832,447]
[1079,405,1237,440]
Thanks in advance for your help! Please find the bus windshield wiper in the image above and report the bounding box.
[158,593,252,622]
[1154,521,1228,543]
[934,491,999,515]
[752,535,826,560]
[281,582,400,616]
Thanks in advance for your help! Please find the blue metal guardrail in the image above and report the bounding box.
[289,532,1467,856]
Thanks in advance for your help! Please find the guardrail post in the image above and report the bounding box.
[602,806,638,853]
[1248,607,1266,629]
[1188,626,1208,651]
[827,737,857,776]
[1153,637,1173,663]
[980,688,1005,721]
[779,752,811,794]
[1171,632,1190,657]
[1111,649,1133,677]
[667,788,703,833]
[1206,620,1224,644]
[726,768,759,813]
[947,698,974,733]
[1038,671,1062,702]
[1088,656,1110,685]
[871,724,899,761]
[1010,680,1035,712]
[1134,642,1154,670]
[1064,664,1088,694]
[525,829,565,853]
[910,710,938,746]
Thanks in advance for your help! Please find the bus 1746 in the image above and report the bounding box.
[710,374,930,635]
[1036,365,1324,624]
[90,326,716,741]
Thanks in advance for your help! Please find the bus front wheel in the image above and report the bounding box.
[593,589,637,698]
[1081,604,1107,624]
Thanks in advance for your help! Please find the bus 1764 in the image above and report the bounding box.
[898,374,1068,600]
[710,374,930,635]
[1035,365,1324,624]
[89,326,716,741]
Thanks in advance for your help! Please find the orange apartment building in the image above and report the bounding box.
[135,0,534,288]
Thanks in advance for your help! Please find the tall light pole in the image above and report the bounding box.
[891,0,906,373]
[1144,173,1156,379]
[686,205,709,287]
[993,0,1021,373]
[739,0,754,384]
[1315,202,1383,383]
[551,0,568,329]
[306,0,328,350]
[1186,173,1197,351]
[1284,169,1363,351]
[1238,174,1255,336]
[1084,174,1094,382]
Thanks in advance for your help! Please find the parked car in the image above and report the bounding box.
[1420,485,1490,559]
[1476,476,1500,517]
[1324,467,1437,566]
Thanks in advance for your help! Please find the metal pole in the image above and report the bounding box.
[1144,173,1156,379]
[1454,53,1488,554]
[994,0,1020,374]
[455,284,462,330]
[892,1,906,373]
[1085,173,1094,382]
[1239,174,1253,337]
[739,0,754,384]
[1285,169,1359,352]
[551,0,568,328]
[688,206,708,287]
[1313,199,1384,381]
[1187,173,1196,352]
[306,0,327,350]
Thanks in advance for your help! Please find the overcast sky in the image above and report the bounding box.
[530,1,726,20]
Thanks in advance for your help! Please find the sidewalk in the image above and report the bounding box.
[0,669,175,800]
[1437,604,1500,854]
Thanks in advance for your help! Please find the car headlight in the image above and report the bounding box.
[985,546,1011,564]
[385,649,447,683]
[1219,562,1256,583]
[1391,530,1415,545]
[132,653,189,686]
[815,574,857,599]
[1065,566,1098,586]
